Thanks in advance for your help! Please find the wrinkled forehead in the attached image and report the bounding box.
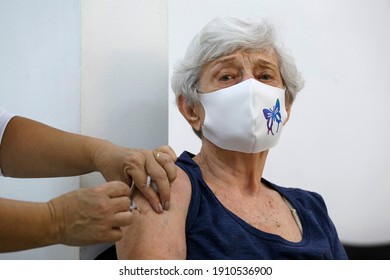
[200,48,280,73]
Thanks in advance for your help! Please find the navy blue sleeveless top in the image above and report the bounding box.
[176,151,348,260]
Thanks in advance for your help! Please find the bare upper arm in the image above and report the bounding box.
[116,166,191,259]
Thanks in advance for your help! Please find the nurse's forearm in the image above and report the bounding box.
[0,116,102,178]
[0,197,59,252]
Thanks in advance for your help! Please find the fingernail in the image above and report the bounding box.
[163,201,170,211]
[156,203,163,213]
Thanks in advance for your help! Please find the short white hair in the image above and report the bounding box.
[171,17,304,106]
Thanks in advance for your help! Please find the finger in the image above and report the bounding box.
[153,150,177,183]
[127,167,163,213]
[147,152,173,209]
[112,211,133,228]
[105,227,124,242]
[156,145,178,162]
[110,196,131,213]
[104,181,131,198]
[123,151,162,211]
[151,149,178,211]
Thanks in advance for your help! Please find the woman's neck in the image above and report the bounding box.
[193,139,269,195]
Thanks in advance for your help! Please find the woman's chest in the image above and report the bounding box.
[215,192,302,242]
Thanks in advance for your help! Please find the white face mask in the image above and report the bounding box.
[198,78,288,153]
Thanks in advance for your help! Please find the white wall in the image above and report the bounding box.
[0,0,81,259]
[79,0,168,259]
[168,0,390,244]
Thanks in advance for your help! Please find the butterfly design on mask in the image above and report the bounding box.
[263,99,282,135]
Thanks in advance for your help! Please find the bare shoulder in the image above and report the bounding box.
[116,166,192,259]
[169,165,192,210]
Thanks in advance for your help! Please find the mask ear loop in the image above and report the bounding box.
[281,78,292,105]
[282,87,290,126]
[190,88,205,138]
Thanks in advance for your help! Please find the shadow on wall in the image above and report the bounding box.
[343,243,390,260]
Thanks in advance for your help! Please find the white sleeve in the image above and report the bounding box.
[0,107,16,176]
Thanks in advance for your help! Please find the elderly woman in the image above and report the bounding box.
[116,17,348,259]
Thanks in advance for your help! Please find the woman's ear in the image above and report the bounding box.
[178,95,203,131]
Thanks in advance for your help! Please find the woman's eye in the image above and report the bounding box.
[219,74,233,81]
[259,73,272,80]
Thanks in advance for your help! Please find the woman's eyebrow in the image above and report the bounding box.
[254,58,278,70]
[210,56,278,70]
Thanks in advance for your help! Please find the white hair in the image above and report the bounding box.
[171,17,304,106]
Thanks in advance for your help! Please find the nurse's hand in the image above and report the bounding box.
[92,142,177,213]
[49,181,132,246]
